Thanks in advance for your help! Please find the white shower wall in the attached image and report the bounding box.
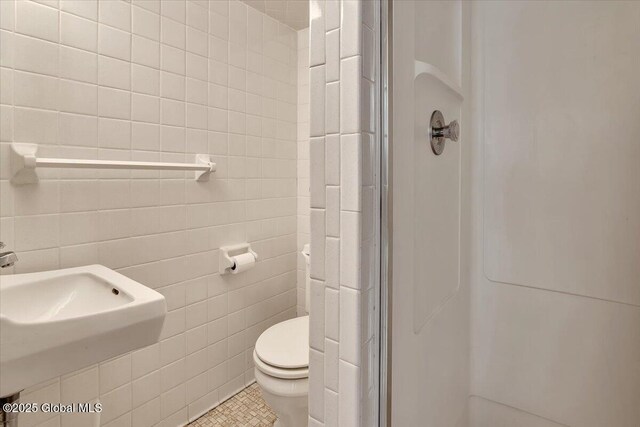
[390,2,471,426]
[0,0,304,425]
[391,1,640,426]
[469,2,640,426]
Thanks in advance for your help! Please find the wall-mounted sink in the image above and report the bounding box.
[0,265,166,397]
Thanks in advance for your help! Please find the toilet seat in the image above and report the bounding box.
[254,316,309,379]
[254,350,309,379]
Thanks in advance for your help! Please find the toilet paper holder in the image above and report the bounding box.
[219,243,258,275]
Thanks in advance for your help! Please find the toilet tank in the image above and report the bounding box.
[302,244,310,313]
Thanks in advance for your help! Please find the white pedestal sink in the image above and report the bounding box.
[0,265,166,398]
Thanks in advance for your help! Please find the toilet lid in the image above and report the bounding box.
[255,316,309,369]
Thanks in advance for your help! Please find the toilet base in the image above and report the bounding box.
[254,368,308,427]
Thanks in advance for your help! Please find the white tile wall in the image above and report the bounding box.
[0,1,303,426]
[308,0,379,426]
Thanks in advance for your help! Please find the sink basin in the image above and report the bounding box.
[0,265,166,397]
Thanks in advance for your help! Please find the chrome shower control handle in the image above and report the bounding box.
[432,120,459,142]
[429,110,459,155]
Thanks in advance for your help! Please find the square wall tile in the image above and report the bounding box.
[98,87,131,120]
[162,17,186,50]
[14,34,59,77]
[61,0,98,21]
[14,214,59,251]
[132,5,160,41]
[16,0,59,43]
[98,55,130,90]
[59,79,97,115]
[99,0,131,32]
[14,107,58,144]
[100,384,132,424]
[99,354,132,395]
[60,46,98,84]
[14,71,58,111]
[61,366,99,404]
[133,35,160,68]
[61,12,97,51]
[161,0,186,23]
[98,24,131,61]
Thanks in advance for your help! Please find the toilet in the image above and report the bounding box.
[253,244,310,427]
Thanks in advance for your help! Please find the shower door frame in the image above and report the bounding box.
[378,0,392,426]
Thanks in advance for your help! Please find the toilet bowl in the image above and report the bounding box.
[253,315,309,427]
[254,244,311,427]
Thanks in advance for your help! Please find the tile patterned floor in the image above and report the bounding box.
[189,383,277,427]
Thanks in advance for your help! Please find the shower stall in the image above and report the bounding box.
[382,1,640,426]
